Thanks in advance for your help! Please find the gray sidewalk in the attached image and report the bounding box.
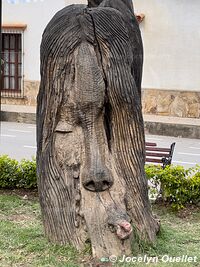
[1,104,200,139]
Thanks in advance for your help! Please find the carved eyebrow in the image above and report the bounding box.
[55,122,73,133]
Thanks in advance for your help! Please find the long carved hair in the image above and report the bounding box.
[36,0,148,247]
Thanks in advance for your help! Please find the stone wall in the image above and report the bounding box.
[1,80,39,106]
[142,89,200,118]
[2,84,200,119]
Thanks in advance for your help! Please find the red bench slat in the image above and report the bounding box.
[145,147,171,153]
[145,142,157,147]
[146,152,169,158]
[145,158,163,163]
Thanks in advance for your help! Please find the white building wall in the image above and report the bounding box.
[3,0,200,92]
[134,0,200,91]
[2,0,87,81]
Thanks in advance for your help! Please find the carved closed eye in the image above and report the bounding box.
[55,122,73,133]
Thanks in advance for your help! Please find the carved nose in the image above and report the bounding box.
[83,171,113,192]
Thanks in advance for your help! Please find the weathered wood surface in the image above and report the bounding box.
[37,0,160,258]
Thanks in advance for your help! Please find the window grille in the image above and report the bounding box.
[1,29,24,98]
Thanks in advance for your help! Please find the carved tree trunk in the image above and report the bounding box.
[37,0,160,259]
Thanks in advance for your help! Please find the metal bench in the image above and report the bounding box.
[145,142,176,169]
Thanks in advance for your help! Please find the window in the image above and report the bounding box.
[2,33,22,93]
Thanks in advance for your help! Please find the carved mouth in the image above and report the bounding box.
[116,220,132,240]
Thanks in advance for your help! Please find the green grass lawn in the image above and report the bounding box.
[0,191,200,267]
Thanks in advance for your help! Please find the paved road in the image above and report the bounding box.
[0,122,199,168]
[0,122,36,161]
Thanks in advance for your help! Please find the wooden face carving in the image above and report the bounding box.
[53,42,113,193]
[37,1,159,259]
[50,42,133,256]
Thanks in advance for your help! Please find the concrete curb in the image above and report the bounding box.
[1,109,200,139]
[145,121,200,139]
[1,111,36,124]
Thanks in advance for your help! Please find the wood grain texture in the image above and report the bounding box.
[37,0,160,258]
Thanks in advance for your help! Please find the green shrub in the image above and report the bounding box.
[0,155,20,188]
[18,158,37,189]
[0,155,200,209]
[145,164,200,209]
[0,155,37,189]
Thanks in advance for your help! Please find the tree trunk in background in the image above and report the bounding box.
[37,0,160,259]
